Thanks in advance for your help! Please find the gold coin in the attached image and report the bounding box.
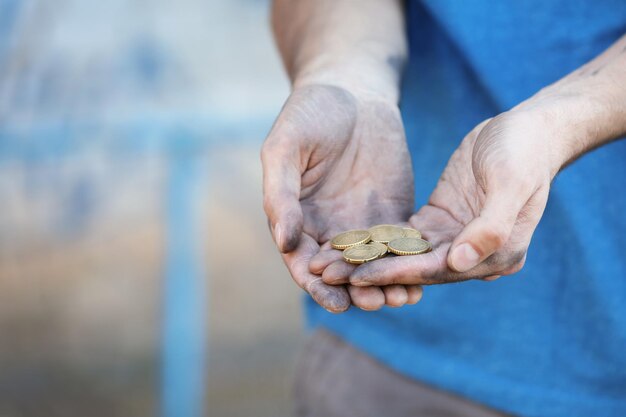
[402,227,422,239]
[368,224,405,244]
[330,230,371,250]
[368,241,389,256]
[387,237,432,255]
[343,243,386,264]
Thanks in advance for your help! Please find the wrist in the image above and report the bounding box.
[512,86,624,178]
[292,54,404,104]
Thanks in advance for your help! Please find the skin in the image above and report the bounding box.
[262,84,421,311]
[315,37,626,296]
[263,0,415,312]
[313,112,545,286]
[264,0,626,311]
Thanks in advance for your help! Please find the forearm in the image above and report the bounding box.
[514,34,626,176]
[271,0,407,102]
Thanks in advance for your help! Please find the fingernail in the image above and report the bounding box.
[450,243,480,272]
[275,223,283,249]
[350,279,372,287]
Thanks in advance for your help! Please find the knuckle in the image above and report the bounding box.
[506,256,527,275]
[262,196,273,216]
[385,294,407,307]
[310,281,350,313]
[384,276,403,286]
[419,272,444,284]
[483,247,521,270]
[482,224,509,251]
[500,250,527,275]
[350,287,385,311]
[509,262,524,275]
[408,286,424,304]
[358,297,385,311]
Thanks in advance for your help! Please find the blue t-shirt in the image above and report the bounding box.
[306,1,626,416]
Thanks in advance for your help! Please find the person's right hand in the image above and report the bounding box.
[261,84,423,312]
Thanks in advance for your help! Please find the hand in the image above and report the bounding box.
[316,109,556,291]
[261,84,423,312]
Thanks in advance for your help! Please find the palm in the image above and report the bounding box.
[262,84,419,312]
[342,114,553,286]
[292,86,414,243]
[415,116,550,276]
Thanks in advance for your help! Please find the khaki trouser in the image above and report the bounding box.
[294,329,512,417]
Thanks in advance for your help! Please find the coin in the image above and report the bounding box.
[401,227,422,239]
[368,241,389,256]
[342,243,386,264]
[387,237,432,255]
[368,224,405,244]
[330,230,371,250]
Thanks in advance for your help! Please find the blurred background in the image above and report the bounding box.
[0,1,301,416]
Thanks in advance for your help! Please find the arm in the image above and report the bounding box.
[272,0,407,101]
[319,34,626,291]
[517,34,626,177]
[263,0,422,312]
[440,33,626,274]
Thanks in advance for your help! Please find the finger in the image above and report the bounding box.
[347,286,385,311]
[406,285,423,304]
[261,128,303,253]
[447,186,527,273]
[349,243,500,286]
[322,260,356,285]
[309,243,342,274]
[482,275,501,281]
[282,234,350,313]
[350,246,448,286]
[382,285,408,307]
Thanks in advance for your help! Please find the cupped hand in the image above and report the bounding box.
[261,84,421,312]
[317,110,555,293]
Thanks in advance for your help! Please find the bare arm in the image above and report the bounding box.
[517,34,626,176]
[272,0,407,102]
[341,34,626,289]
[263,0,420,312]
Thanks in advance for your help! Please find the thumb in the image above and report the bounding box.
[261,129,304,253]
[447,187,525,272]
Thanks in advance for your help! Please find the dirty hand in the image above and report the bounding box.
[262,84,422,312]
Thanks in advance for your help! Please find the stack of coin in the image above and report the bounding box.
[330,224,432,264]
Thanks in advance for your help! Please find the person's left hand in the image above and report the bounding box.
[312,109,559,295]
